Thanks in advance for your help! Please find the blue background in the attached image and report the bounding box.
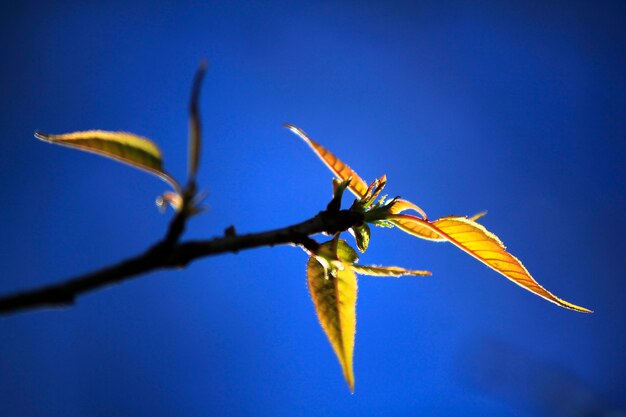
[1,1,624,416]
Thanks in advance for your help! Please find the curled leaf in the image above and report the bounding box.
[284,124,369,199]
[350,223,371,253]
[307,240,358,392]
[351,264,431,277]
[156,191,183,212]
[389,198,428,221]
[188,60,208,182]
[35,130,181,194]
[388,214,591,313]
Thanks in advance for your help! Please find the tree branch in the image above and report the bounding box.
[0,208,363,316]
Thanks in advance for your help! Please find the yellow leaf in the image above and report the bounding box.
[351,264,431,277]
[388,214,591,313]
[307,242,358,392]
[390,218,444,241]
[35,130,181,193]
[388,198,429,220]
[284,124,369,199]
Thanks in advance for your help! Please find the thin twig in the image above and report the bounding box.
[0,208,363,316]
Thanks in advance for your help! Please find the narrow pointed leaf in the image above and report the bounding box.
[35,130,181,193]
[469,211,487,221]
[387,214,591,313]
[188,60,208,181]
[307,254,357,392]
[358,175,388,209]
[284,124,369,199]
[351,264,431,277]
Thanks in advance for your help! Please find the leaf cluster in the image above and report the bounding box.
[32,63,590,393]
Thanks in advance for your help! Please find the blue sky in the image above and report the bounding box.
[1,1,624,416]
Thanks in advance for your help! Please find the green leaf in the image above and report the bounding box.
[336,239,359,264]
[35,130,181,193]
[350,223,371,253]
[307,240,358,392]
[351,264,431,277]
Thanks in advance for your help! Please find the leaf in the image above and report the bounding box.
[351,264,431,277]
[156,191,183,212]
[469,211,487,221]
[390,217,444,241]
[284,124,369,199]
[35,130,181,193]
[350,223,371,253]
[307,240,358,392]
[360,175,387,208]
[336,238,359,264]
[387,214,591,313]
[188,60,208,182]
[388,198,428,220]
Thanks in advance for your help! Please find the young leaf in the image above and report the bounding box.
[307,239,358,392]
[188,60,208,182]
[284,124,369,199]
[336,238,359,264]
[351,264,431,277]
[469,211,487,221]
[156,191,183,212]
[387,214,591,313]
[388,198,428,220]
[350,223,371,253]
[34,130,182,193]
[390,217,445,241]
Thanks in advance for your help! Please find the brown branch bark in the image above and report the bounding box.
[0,208,363,316]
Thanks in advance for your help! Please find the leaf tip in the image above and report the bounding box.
[34,131,50,142]
[469,211,488,221]
[563,302,593,313]
[283,123,300,135]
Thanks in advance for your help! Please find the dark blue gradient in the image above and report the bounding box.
[1,1,624,416]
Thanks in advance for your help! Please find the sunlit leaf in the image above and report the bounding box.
[389,198,428,220]
[360,175,387,207]
[351,264,431,277]
[284,124,369,199]
[390,218,444,241]
[469,211,487,221]
[35,130,181,193]
[387,214,591,313]
[307,239,358,392]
